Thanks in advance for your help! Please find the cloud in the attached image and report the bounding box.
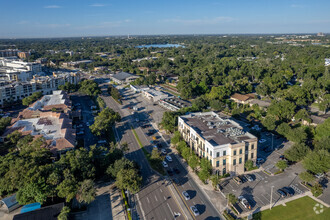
[44,5,61,9]
[17,20,30,25]
[291,4,304,8]
[89,3,106,7]
[162,16,234,25]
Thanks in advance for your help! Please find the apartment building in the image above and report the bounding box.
[0,49,20,57]
[0,72,80,106]
[1,90,76,155]
[178,112,258,176]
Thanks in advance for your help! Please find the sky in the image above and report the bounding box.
[1,0,330,38]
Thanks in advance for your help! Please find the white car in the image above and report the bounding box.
[259,139,266,143]
[166,155,172,162]
[161,149,167,154]
[162,161,168,168]
[182,191,190,200]
[98,140,107,144]
[238,196,251,209]
[190,206,200,216]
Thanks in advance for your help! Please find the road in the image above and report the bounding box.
[111,87,223,220]
[101,91,187,220]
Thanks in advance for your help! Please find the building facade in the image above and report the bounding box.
[178,112,257,176]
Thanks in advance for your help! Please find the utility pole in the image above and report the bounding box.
[270,186,274,210]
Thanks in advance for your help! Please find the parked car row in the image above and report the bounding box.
[277,187,295,198]
[233,174,254,185]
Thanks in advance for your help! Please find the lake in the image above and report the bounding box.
[136,44,184,48]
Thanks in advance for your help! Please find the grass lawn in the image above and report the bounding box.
[253,196,330,220]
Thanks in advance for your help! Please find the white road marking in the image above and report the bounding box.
[160,188,163,192]
[154,195,158,202]
[167,203,174,216]
[188,182,192,187]
[147,197,150,203]
[164,196,166,200]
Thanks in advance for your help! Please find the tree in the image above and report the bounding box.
[286,127,307,143]
[262,115,277,131]
[16,181,49,205]
[58,206,70,220]
[106,158,134,178]
[150,148,162,160]
[294,109,311,123]
[299,171,315,184]
[227,193,237,205]
[57,175,78,202]
[97,96,106,109]
[210,174,221,189]
[116,168,142,194]
[188,154,199,172]
[276,160,288,171]
[303,150,330,174]
[78,80,101,96]
[176,141,187,155]
[315,118,330,141]
[244,160,254,171]
[268,100,296,121]
[22,91,43,106]
[6,130,21,145]
[171,131,181,145]
[182,147,191,161]
[76,179,96,205]
[284,143,310,162]
[0,117,11,135]
[90,108,121,136]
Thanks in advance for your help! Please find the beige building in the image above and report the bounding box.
[178,112,258,176]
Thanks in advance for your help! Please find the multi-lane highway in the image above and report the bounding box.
[101,91,188,220]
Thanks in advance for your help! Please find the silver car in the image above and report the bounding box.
[190,206,200,216]
[182,191,190,200]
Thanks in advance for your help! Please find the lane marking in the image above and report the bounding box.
[160,189,163,193]
[154,195,158,202]
[147,197,150,203]
[167,203,174,217]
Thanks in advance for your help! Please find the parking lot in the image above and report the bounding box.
[220,166,307,214]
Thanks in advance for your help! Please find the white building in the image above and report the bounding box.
[142,89,169,102]
[325,58,330,67]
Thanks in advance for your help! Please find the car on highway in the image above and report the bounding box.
[161,149,167,155]
[259,139,267,143]
[166,155,172,162]
[182,191,190,200]
[233,176,242,185]
[190,206,200,216]
[239,196,251,210]
[162,161,168,168]
[246,174,253,182]
[277,189,287,198]
[282,187,294,196]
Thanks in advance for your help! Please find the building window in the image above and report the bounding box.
[216,152,220,157]
[210,159,212,164]
[239,149,242,154]
[245,145,248,151]
[207,148,209,153]
[223,159,226,166]
[210,151,212,156]
[251,153,254,159]
[251,144,254,149]
[233,159,236,166]
[234,150,237,156]
[223,168,226,175]
[216,161,219,167]
[223,150,226,156]
[239,158,242,164]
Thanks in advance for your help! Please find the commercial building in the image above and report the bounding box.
[142,88,169,102]
[178,112,257,176]
[130,84,149,93]
[111,72,139,84]
[158,97,191,111]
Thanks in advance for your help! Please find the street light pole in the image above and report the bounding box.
[270,186,274,210]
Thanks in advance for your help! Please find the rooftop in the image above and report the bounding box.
[29,90,71,111]
[180,112,256,147]
[145,88,167,97]
[112,71,136,81]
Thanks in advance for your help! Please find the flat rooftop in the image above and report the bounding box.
[180,112,256,146]
[161,97,191,108]
[29,90,70,111]
[145,89,167,97]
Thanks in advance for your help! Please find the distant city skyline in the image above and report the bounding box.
[1,0,330,38]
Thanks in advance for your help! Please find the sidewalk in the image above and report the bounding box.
[110,185,127,220]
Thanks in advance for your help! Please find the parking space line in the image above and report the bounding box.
[147,197,150,203]
[154,195,158,202]
[254,197,266,206]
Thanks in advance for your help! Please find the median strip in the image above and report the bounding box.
[131,126,165,175]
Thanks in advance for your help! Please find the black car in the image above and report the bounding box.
[239,175,247,183]
[173,168,180,174]
[277,189,287,198]
[282,187,294,196]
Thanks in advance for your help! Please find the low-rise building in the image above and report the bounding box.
[178,112,257,176]
[142,88,169,102]
[230,93,255,105]
[158,97,191,111]
[0,49,20,57]
[111,72,139,84]
[130,84,149,93]
[325,58,330,66]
